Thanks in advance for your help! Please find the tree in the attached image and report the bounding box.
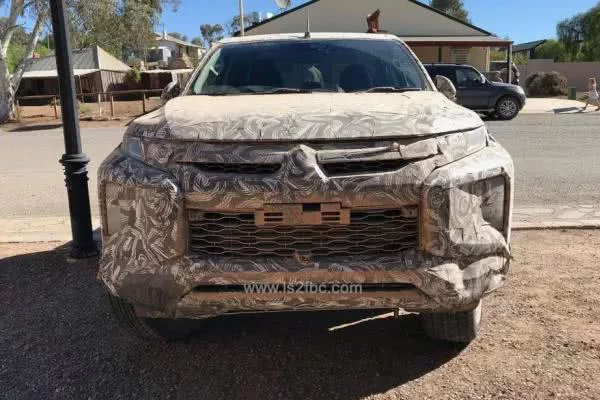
[226,12,261,36]
[557,12,586,61]
[0,0,180,122]
[199,23,224,47]
[430,0,470,23]
[191,36,203,46]
[168,32,188,42]
[0,0,48,122]
[532,40,568,62]
[0,17,29,45]
[69,0,178,60]
[556,4,600,61]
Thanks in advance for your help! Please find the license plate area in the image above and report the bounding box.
[255,203,350,226]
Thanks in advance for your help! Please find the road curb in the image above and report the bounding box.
[0,217,101,244]
[513,221,600,231]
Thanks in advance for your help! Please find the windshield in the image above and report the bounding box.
[191,39,431,95]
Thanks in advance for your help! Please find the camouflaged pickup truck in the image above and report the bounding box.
[98,33,514,343]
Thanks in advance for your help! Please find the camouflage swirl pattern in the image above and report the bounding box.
[98,93,514,318]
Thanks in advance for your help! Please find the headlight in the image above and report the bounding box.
[459,176,507,234]
[121,136,144,161]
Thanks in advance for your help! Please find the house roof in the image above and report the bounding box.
[155,33,204,49]
[513,39,547,53]
[22,69,100,79]
[22,46,130,77]
[242,0,494,37]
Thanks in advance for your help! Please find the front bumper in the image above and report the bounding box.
[98,140,514,318]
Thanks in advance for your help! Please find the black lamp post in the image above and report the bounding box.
[49,0,98,258]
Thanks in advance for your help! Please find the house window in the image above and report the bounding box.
[451,48,470,64]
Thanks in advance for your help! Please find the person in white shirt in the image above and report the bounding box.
[582,77,600,111]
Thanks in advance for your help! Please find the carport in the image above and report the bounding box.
[402,36,514,83]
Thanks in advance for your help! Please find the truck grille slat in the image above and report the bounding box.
[185,163,282,174]
[319,160,410,176]
[188,208,419,258]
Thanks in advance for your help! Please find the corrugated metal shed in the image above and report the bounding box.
[22,69,99,79]
[23,46,130,74]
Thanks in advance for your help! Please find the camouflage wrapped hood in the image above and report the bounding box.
[134,92,483,142]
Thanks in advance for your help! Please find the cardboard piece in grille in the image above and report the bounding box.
[256,203,350,226]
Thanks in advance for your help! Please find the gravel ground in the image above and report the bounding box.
[1,231,600,400]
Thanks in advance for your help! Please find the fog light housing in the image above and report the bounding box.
[103,183,138,237]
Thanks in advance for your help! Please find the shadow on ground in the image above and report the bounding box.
[5,123,63,132]
[0,243,464,400]
[553,106,585,114]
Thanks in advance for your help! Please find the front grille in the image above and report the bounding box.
[188,208,418,258]
[185,162,281,174]
[319,160,410,176]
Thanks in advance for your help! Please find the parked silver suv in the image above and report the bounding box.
[98,33,514,343]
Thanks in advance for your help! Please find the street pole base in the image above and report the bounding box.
[68,240,100,259]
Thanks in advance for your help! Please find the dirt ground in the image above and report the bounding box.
[15,98,162,123]
[1,230,599,400]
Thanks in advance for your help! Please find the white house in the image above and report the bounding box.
[243,0,512,72]
[147,32,206,69]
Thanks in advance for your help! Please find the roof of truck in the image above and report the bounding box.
[219,32,401,44]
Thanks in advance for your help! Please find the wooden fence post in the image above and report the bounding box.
[142,91,146,114]
[110,93,115,118]
[53,96,59,119]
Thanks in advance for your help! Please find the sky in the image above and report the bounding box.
[2,0,598,45]
[158,0,599,43]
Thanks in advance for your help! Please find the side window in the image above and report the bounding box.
[442,67,458,85]
[425,66,437,79]
[193,48,223,93]
[456,67,483,87]
[430,67,455,85]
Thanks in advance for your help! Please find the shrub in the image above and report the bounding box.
[526,71,567,97]
[124,66,142,88]
[76,100,93,117]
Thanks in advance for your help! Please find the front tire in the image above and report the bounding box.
[108,294,191,341]
[420,301,482,343]
[495,96,520,120]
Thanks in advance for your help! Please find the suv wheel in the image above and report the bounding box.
[108,294,191,341]
[420,301,482,343]
[495,96,520,120]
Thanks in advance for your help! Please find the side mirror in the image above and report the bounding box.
[161,81,181,105]
[434,75,457,102]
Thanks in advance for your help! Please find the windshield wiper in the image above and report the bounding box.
[255,88,312,94]
[362,87,423,93]
[252,88,341,94]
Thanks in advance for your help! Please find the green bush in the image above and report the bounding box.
[124,66,141,86]
[77,100,93,117]
[526,71,567,97]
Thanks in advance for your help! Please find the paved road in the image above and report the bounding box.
[1,114,599,221]
[0,126,122,219]
[487,113,600,207]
